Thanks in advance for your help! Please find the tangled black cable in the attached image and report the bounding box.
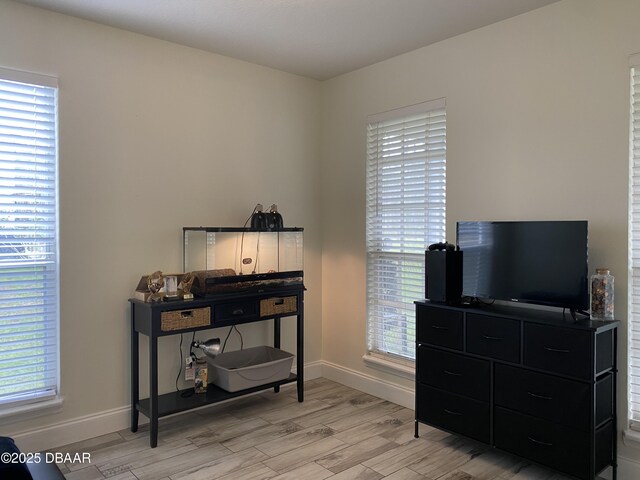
[221,325,244,353]
[239,205,258,274]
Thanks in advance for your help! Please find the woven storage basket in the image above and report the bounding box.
[260,296,297,317]
[161,307,211,331]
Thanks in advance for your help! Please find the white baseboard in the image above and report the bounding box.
[320,360,414,409]
[13,405,138,453]
[618,455,640,480]
[12,361,324,453]
[294,360,323,380]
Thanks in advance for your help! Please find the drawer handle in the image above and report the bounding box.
[527,391,553,401]
[232,308,245,316]
[274,298,285,305]
[431,325,449,331]
[544,346,570,354]
[482,335,503,341]
[444,370,462,377]
[528,436,553,447]
[180,310,193,318]
[444,409,463,416]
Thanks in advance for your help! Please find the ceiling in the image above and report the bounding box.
[13,0,561,80]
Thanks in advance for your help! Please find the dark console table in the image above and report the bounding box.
[130,286,304,447]
[415,301,618,480]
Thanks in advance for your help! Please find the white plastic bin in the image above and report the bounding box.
[207,346,294,392]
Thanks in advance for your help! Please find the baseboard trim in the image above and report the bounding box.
[294,360,323,380]
[320,360,414,409]
[618,455,640,480]
[13,404,137,453]
[13,361,324,452]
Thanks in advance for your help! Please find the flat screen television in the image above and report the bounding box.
[456,221,588,311]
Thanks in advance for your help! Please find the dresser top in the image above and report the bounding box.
[415,300,619,332]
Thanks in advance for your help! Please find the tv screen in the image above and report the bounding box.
[456,221,588,310]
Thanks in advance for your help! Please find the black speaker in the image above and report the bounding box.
[425,250,463,304]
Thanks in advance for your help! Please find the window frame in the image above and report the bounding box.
[365,98,446,371]
[0,66,61,417]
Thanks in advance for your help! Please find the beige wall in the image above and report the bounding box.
[3,0,640,465]
[320,0,640,461]
[0,0,322,436]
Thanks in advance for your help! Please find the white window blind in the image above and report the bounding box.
[0,68,59,408]
[366,99,446,364]
[630,57,640,430]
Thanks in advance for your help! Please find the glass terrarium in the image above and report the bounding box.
[183,227,303,296]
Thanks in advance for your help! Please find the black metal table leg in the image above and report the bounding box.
[149,334,158,448]
[297,296,304,402]
[131,304,139,433]
[274,317,281,393]
[613,328,618,480]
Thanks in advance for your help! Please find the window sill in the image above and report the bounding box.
[362,354,415,380]
[623,428,640,449]
[0,396,64,424]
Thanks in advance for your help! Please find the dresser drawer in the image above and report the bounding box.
[214,300,258,325]
[416,305,463,350]
[494,407,589,479]
[417,346,490,402]
[596,374,614,426]
[595,421,614,475]
[494,364,589,430]
[466,314,520,363]
[523,323,591,379]
[416,384,489,443]
[596,329,615,374]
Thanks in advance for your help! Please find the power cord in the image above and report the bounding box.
[252,231,260,274]
[175,333,183,392]
[221,325,244,353]
[176,332,197,398]
[475,297,496,306]
[176,324,245,396]
[235,325,244,350]
[240,205,258,274]
[221,327,233,353]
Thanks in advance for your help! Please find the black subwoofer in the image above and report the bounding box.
[425,250,462,304]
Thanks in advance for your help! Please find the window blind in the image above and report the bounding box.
[366,99,446,363]
[630,58,640,430]
[0,68,59,407]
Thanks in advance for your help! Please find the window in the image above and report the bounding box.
[0,68,59,410]
[630,55,640,431]
[366,99,446,366]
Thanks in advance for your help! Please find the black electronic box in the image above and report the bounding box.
[425,243,462,304]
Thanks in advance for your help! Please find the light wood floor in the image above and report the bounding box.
[56,378,575,480]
